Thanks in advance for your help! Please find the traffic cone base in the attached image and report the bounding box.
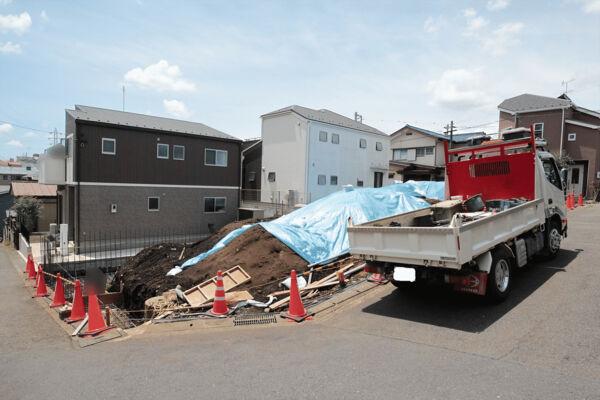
[280,269,312,323]
[82,288,111,336]
[34,266,48,297]
[210,270,229,316]
[66,279,85,323]
[50,273,66,308]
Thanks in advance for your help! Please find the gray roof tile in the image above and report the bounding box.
[498,94,571,113]
[68,105,239,141]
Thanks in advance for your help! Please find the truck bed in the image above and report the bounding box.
[348,198,545,270]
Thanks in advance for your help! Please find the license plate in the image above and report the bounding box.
[393,267,416,282]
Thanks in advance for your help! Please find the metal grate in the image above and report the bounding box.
[233,313,278,326]
[470,160,510,177]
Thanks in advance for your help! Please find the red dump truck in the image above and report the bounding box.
[348,127,568,301]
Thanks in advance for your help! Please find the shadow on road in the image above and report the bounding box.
[361,249,581,333]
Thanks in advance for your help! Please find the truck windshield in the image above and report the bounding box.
[542,159,562,190]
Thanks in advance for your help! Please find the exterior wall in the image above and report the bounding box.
[261,112,308,200]
[499,111,515,132]
[242,142,262,192]
[37,198,57,232]
[75,122,240,187]
[307,121,390,200]
[563,124,600,195]
[515,109,565,154]
[390,128,440,166]
[77,185,238,237]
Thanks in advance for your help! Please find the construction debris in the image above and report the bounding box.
[183,265,251,307]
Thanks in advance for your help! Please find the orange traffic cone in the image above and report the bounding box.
[281,270,312,322]
[66,279,85,323]
[50,273,66,308]
[26,256,36,280]
[578,194,584,207]
[210,270,229,316]
[367,272,388,284]
[566,193,573,210]
[34,265,48,297]
[83,287,111,336]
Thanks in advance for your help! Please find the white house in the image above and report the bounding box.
[260,105,390,203]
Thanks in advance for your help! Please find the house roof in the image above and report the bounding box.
[391,124,487,143]
[10,181,57,197]
[498,94,572,113]
[67,105,240,141]
[261,105,386,136]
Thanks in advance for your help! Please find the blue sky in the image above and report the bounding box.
[0,0,599,159]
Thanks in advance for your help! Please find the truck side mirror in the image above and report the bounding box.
[560,168,568,191]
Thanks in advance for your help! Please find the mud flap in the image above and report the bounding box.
[448,272,488,296]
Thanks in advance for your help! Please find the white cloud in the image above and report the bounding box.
[423,16,444,33]
[124,60,196,92]
[579,0,600,13]
[40,10,49,21]
[0,0,13,5]
[0,123,12,133]
[0,12,32,35]
[463,8,488,36]
[426,68,491,109]
[483,22,524,56]
[163,99,192,119]
[0,41,21,54]
[487,0,510,11]
[6,139,23,147]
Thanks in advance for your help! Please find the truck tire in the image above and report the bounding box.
[542,221,562,260]
[486,248,513,303]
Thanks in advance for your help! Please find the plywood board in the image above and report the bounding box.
[183,265,251,307]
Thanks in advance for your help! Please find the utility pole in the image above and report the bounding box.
[444,120,456,148]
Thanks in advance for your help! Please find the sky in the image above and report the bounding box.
[0,0,599,159]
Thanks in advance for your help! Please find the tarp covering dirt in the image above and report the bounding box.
[176,181,444,274]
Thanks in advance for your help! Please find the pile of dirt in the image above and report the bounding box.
[112,220,308,311]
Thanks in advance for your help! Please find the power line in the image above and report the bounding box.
[0,118,64,135]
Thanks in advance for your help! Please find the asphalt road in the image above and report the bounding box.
[2,205,600,400]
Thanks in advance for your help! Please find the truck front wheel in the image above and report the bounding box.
[486,248,513,303]
[542,221,562,259]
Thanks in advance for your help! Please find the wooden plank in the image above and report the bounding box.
[183,265,251,307]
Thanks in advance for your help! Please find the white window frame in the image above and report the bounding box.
[317,174,326,185]
[102,138,116,155]
[205,149,228,167]
[359,138,367,149]
[319,131,328,142]
[157,143,169,159]
[331,133,340,144]
[204,197,227,213]
[567,133,577,141]
[376,142,383,151]
[147,196,160,212]
[173,145,185,160]
[533,122,544,137]
[393,148,408,160]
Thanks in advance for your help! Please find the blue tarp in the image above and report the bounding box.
[170,181,444,275]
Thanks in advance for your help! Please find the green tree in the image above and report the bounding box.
[12,197,42,232]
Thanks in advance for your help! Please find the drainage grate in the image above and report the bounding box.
[234,313,278,326]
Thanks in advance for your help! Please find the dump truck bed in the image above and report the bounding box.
[348,198,545,270]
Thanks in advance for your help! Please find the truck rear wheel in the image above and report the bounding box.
[486,248,513,303]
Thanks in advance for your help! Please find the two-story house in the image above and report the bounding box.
[389,125,487,181]
[260,105,390,203]
[39,105,241,247]
[498,93,600,198]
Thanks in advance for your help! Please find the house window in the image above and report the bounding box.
[102,138,116,155]
[330,175,338,185]
[148,197,160,212]
[393,148,408,160]
[173,145,185,160]
[26,166,31,171]
[317,174,326,185]
[205,149,228,166]
[533,123,544,138]
[319,131,328,142]
[204,197,226,213]
[567,133,577,141]
[268,172,276,182]
[357,179,364,187]
[416,147,434,157]
[359,138,367,149]
[405,132,412,136]
[157,143,169,159]
[331,133,340,144]
[376,142,383,151]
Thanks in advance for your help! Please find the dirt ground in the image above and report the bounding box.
[111,221,308,311]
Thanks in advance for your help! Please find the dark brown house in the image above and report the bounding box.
[54,105,241,245]
[498,94,600,198]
